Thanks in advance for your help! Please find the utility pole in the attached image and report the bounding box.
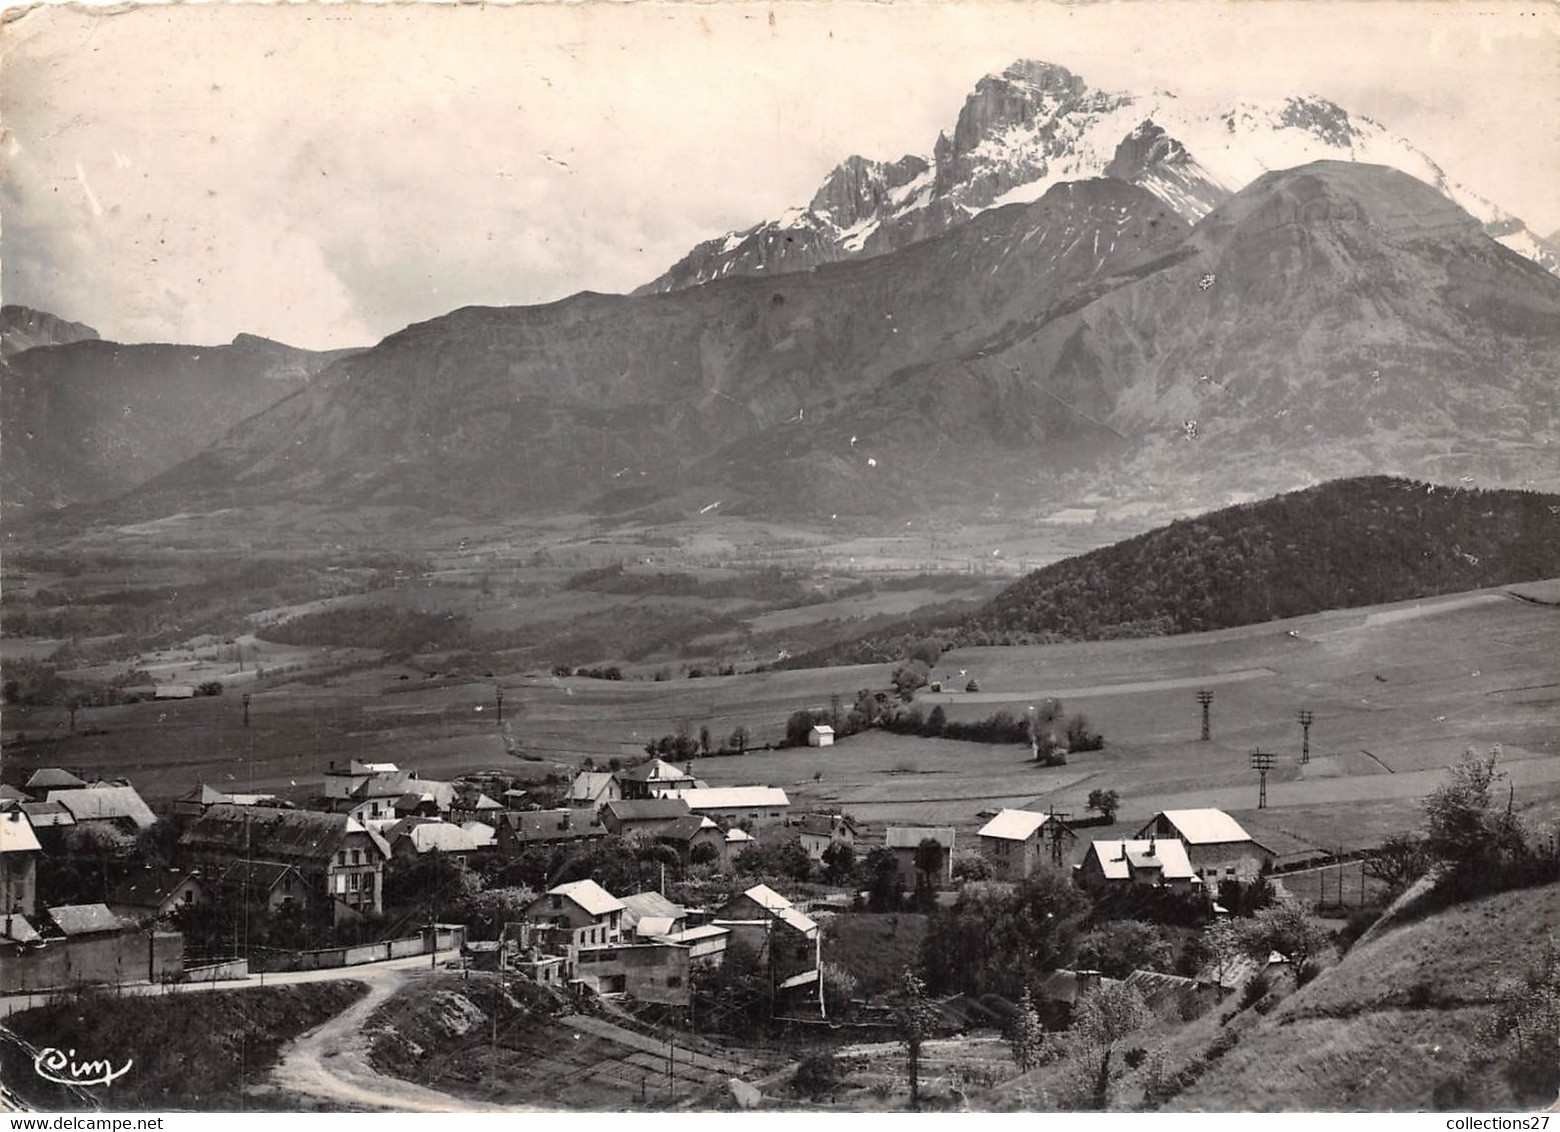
[242,693,251,729]
[1046,809,1072,868]
[1197,689,1214,741]
[1250,750,1276,810]
[495,685,504,725]
[1297,709,1313,764]
[68,702,77,733]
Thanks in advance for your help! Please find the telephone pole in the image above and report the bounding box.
[495,685,504,724]
[1297,709,1313,764]
[242,693,251,728]
[1250,750,1276,809]
[1046,809,1072,867]
[1197,689,1214,741]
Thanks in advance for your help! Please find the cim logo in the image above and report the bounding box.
[33,1047,133,1088]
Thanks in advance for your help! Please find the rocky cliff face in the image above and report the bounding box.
[638,61,1559,293]
[0,305,100,357]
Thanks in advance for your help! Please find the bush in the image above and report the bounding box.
[793,1051,845,1098]
[1239,973,1271,1010]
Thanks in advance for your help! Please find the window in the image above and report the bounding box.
[666,976,682,988]
[352,849,362,865]
[551,895,562,910]
[349,873,361,892]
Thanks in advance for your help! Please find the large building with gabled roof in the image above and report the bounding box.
[1133,809,1275,884]
[180,804,390,924]
[977,808,1074,880]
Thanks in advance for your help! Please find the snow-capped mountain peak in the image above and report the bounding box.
[636,61,1557,294]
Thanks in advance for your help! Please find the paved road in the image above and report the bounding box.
[0,949,462,1020]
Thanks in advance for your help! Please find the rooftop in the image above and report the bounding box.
[25,768,87,791]
[0,810,42,854]
[49,903,131,937]
[48,785,157,830]
[977,809,1053,841]
[885,826,956,850]
[1145,809,1256,845]
[549,879,625,917]
[1084,838,1199,882]
[659,786,789,810]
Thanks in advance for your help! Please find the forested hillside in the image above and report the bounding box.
[787,477,1560,666]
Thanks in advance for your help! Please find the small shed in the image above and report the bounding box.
[807,724,835,748]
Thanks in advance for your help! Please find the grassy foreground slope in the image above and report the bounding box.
[1166,882,1559,1111]
[790,477,1560,665]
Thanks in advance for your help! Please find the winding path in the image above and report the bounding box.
[269,963,533,1113]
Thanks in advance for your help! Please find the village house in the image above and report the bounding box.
[655,814,728,864]
[886,826,956,889]
[107,866,206,925]
[180,804,391,924]
[323,760,403,800]
[600,797,694,839]
[977,809,1074,881]
[1074,838,1202,894]
[617,757,700,801]
[654,923,730,967]
[493,808,605,854]
[563,771,621,810]
[1,809,42,917]
[172,783,284,821]
[48,785,158,834]
[792,813,858,862]
[714,884,821,1006]
[523,879,625,950]
[807,724,835,747]
[619,890,687,939]
[386,819,491,865]
[24,768,87,798]
[1133,809,1276,884]
[214,859,310,914]
[448,786,503,825]
[658,786,790,830]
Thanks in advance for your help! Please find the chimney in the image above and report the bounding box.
[1147,836,1156,857]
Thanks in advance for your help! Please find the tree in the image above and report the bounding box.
[1363,832,1431,897]
[1199,918,1245,993]
[891,968,940,1110]
[951,850,990,882]
[689,841,721,867]
[1423,746,1527,874]
[911,838,946,912]
[1008,986,1046,1072]
[822,840,856,884]
[1242,889,1331,977]
[925,705,947,736]
[891,660,930,701]
[727,724,750,754]
[863,847,902,912]
[908,638,943,667]
[922,873,1088,998]
[699,725,712,756]
[1086,789,1120,823]
[1075,921,1171,979]
[1071,982,1150,1108]
[1066,713,1104,752]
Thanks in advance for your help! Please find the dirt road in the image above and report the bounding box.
[269,964,534,1113]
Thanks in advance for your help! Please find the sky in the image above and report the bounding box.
[2,0,1557,350]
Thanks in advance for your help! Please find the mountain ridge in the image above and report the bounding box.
[638,60,1558,294]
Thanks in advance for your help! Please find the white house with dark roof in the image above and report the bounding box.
[564,770,621,809]
[1075,838,1202,894]
[1,809,42,917]
[977,809,1074,881]
[1133,809,1275,884]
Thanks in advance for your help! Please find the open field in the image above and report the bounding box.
[3,578,1556,862]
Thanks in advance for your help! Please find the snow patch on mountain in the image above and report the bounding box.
[638,61,1557,294]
